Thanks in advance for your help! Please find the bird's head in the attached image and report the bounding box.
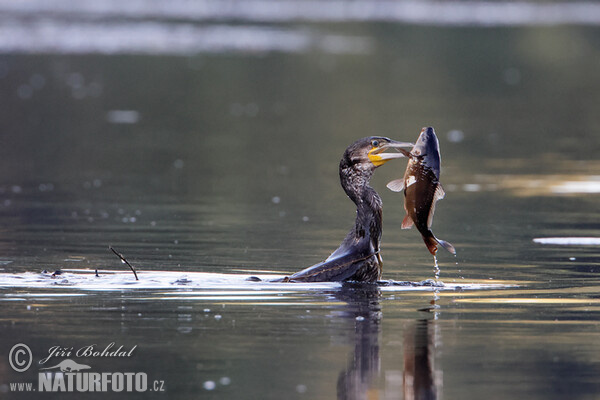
[344,136,413,169]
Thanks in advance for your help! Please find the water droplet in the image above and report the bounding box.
[11,185,22,194]
[463,183,481,192]
[447,129,465,143]
[355,316,365,321]
[203,381,216,390]
[302,216,309,222]
[214,314,222,320]
[219,377,231,385]
[17,84,33,99]
[271,196,281,204]
[173,159,184,169]
[66,72,84,88]
[569,257,576,261]
[106,110,140,124]
[504,67,521,85]
[296,384,307,393]
[203,308,211,313]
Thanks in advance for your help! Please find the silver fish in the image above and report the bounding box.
[387,127,456,255]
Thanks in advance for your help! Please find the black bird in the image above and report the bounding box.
[282,137,412,282]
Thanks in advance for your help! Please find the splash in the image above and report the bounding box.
[433,255,440,281]
[0,269,516,295]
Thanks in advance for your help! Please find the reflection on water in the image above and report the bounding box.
[1,0,600,56]
[460,173,600,197]
[335,285,442,400]
[403,319,441,400]
[2,0,600,27]
[332,284,442,400]
[335,284,381,400]
[0,21,372,55]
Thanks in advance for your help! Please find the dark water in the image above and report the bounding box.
[1,2,600,399]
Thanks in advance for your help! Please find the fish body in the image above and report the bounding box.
[387,127,456,255]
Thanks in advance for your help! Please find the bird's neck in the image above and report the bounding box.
[340,165,383,243]
[354,186,383,241]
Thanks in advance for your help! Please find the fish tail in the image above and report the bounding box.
[435,237,456,255]
[423,233,456,255]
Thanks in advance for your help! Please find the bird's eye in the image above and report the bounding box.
[371,140,379,147]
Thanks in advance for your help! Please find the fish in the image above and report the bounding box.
[386,127,456,255]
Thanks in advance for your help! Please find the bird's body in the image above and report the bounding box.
[284,137,411,283]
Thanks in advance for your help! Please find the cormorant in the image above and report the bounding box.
[281,137,412,282]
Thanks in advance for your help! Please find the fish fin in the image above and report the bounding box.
[434,184,445,201]
[401,214,414,229]
[386,179,405,192]
[427,201,437,229]
[427,184,445,228]
[435,238,456,255]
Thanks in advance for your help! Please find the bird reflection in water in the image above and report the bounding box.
[334,283,382,400]
[333,283,442,400]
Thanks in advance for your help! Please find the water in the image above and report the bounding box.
[1,2,600,399]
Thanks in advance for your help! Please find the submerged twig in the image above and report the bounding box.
[109,246,139,281]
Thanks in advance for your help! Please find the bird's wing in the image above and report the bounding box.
[289,242,374,282]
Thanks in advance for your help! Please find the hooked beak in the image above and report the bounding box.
[368,140,414,167]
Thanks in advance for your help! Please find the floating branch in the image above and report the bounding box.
[109,246,139,281]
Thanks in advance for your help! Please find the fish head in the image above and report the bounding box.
[412,127,441,174]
